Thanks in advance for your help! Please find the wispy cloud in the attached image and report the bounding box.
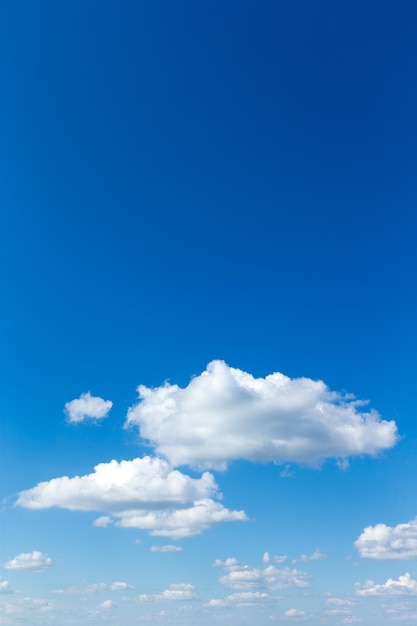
[151,545,183,552]
[213,556,310,590]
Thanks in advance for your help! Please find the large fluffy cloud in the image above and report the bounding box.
[355,573,417,596]
[16,456,246,539]
[64,392,113,424]
[355,518,417,559]
[4,551,52,571]
[125,360,398,469]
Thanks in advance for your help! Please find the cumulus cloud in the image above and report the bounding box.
[125,360,398,469]
[52,581,132,594]
[64,392,113,424]
[296,549,325,562]
[355,518,417,559]
[355,573,417,597]
[139,583,197,602]
[214,557,310,591]
[16,456,246,539]
[4,551,52,571]
[151,545,183,552]
[0,581,11,594]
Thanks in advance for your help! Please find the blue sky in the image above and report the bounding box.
[1,0,417,624]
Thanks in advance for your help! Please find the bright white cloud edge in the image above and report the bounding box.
[125,360,398,469]
[64,392,113,424]
[4,551,52,571]
[355,517,417,559]
[16,456,247,539]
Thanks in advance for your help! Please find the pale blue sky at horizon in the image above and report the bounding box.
[1,1,417,624]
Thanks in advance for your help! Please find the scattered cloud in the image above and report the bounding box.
[110,581,133,591]
[139,583,197,602]
[125,360,398,469]
[296,549,325,563]
[0,581,12,594]
[99,599,116,609]
[151,545,182,552]
[355,573,417,597]
[214,557,310,591]
[282,608,306,618]
[263,552,288,564]
[4,551,52,571]
[16,456,247,538]
[64,392,113,424]
[206,591,274,607]
[355,517,417,559]
[52,581,132,594]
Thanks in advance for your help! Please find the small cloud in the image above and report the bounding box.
[99,599,116,609]
[337,459,350,470]
[4,551,52,571]
[355,517,417,560]
[139,583,197,602]
[64,392,113,424]
[0,581,12,594]
[110,581,133,591]
[280,465,296,478]
[93,516,113,527]
[296,549,325,563]
[151,545,182,552]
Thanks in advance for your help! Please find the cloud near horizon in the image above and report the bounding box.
[64,392,113,424]
[16,456,247,539]
[125,360,398,469]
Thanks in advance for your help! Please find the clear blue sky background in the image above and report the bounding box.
[1,1,417,624]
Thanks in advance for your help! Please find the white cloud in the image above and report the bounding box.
[4,551,52,571]
[52,581,131,595]
[214,557,310,591]
[263,552,288,564]
[355,517,417,559]
[0,581,11,594]
[64,392,113,424]
[206,591,273,607]
[99,599,116,609]
[283,608,306,618]
[296,549,325,562]
[16,456,246,539]
[326,598,354,607]
[116,498,247,539]
[110,581,133,591]
[125,360,398,469]
[93,516,112,527]
[355,573,417,596]
[139,583,197,602]
[150,545,183,552]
